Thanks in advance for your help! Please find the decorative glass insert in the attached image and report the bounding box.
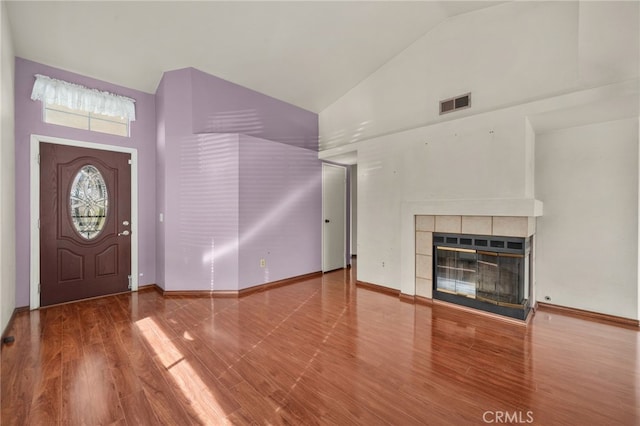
[70,165,109,240]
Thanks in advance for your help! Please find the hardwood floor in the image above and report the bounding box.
[2,266,638,425]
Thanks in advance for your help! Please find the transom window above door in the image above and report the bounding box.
[31,74,136,137]
[43,103,130,137]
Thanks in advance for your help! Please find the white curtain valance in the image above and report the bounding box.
[30,74,136,121]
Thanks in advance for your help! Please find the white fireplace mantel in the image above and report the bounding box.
[399,198,543,297]
[402,198,543,218]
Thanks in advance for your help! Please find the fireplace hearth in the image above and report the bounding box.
[433,233,531,320]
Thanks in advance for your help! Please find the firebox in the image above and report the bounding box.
[433,233,531,320]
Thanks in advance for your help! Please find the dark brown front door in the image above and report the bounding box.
[40,143,132,306]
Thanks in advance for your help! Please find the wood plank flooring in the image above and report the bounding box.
[1,266,639,425]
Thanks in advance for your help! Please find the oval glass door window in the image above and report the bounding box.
[69,165,109,240]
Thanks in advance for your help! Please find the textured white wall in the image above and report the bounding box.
[320,0,639,319]
[320,1,639,150]
[320,1,578,149]
[350,164,357,256]
[535,119,639,319]
[356,111,529,289]
[1,1,16,333]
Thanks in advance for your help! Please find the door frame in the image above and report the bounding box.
[321,162,347,272]
[29,134,139,309]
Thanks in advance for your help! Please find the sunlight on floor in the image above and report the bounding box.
[136,316,226,423]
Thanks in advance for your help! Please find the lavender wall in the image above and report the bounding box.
[190,68,318,151]
[238,135,321,289]
[157,67,320,292]
[15,60,318,300]
[157,69,242,291]
[155,69,191,291]
[173,133,240,291]
[14,58,157,307]
[155,74,167,289]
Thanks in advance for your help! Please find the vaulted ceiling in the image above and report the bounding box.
[5,1,504,112]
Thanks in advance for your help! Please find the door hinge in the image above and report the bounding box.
[128,275,132,290]
[128,159,132,165]
[37,154,40,164]
[37,219,40,229]
[38,283,41,293]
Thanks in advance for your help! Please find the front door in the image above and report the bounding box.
[40,143,132,306]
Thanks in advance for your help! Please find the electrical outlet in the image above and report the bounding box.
[260,259,266,268]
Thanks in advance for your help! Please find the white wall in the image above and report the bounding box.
[535,119,638,319]
[356,110,530,289]
[354,110,639,319]
[0,1,16,333]
[578,1,640,86]
[318,1,639,319]
[320,1,639,150]
[350,164,357,255]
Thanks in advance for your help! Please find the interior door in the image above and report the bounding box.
[322,163,346,272]
[40,143,131,306]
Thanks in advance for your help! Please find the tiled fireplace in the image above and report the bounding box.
[415,215,536,321]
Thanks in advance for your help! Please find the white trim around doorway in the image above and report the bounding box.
[29,134,139,309]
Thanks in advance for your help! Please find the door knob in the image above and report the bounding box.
[118,230,130,236]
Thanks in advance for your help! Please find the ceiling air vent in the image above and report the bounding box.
[440,93,471,115]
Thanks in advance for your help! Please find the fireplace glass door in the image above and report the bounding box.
[436,247,476,298]
[477,251,498,302]
[497,254,523,305]
[477,252,524,306]
[433,233,530,319]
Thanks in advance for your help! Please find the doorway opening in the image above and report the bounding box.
[322,163,347,272]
